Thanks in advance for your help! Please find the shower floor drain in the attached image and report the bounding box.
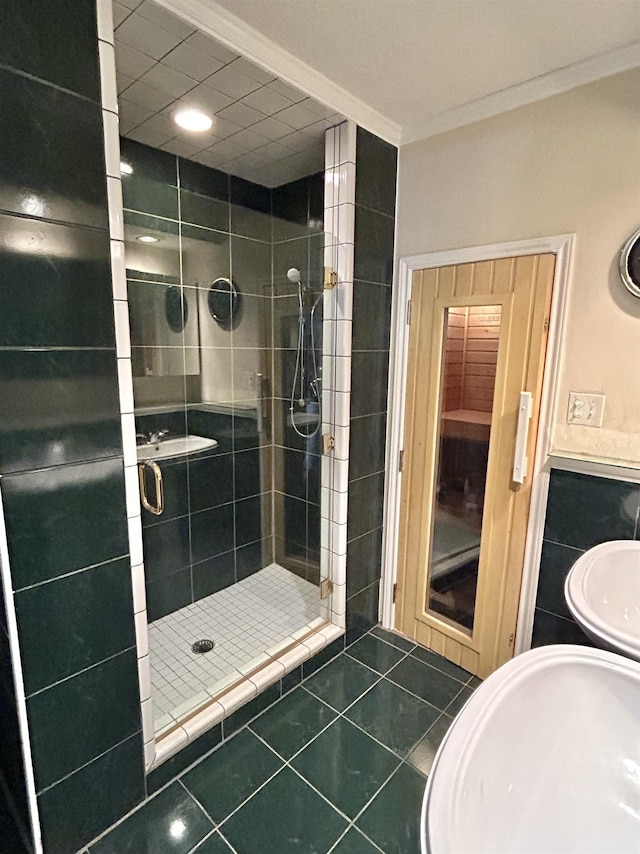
[191,639,215,654]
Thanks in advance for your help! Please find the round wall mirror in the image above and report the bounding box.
[165,286,188,332]
[208,277,241,329]
[620,228,640,299]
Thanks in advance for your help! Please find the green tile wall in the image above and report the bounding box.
[346,128,397,642]
[0,4,144,852]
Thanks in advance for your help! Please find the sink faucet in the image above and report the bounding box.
[149,430,169,444]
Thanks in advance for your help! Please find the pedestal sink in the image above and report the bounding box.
[421,645,640,854]
[565,540,640,661]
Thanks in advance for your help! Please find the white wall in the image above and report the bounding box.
[396,69,640,465]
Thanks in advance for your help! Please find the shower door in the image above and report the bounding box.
[395,254,554,678]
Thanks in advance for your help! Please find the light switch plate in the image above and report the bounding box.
[567,392,605,427]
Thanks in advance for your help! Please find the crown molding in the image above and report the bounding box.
[401,40,640,144]
[157,0,402,145]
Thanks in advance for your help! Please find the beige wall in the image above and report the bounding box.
[396,69,640,465]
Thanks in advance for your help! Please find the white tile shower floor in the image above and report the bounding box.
[149,563,320,735]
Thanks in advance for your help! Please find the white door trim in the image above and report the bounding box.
[380,235,575,658]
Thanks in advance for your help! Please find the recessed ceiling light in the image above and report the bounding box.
[120,161,133,175]
[137,235,160,243]
[174,107,213,133]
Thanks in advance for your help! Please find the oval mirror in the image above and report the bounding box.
[165,285,188,332]
[620,228,640,299]
[208,277,240,328]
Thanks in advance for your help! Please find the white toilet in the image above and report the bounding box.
[564,540,640,661]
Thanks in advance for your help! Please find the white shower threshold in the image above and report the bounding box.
[148,563,343,769]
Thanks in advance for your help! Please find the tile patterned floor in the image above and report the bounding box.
[149,564,320,734]
[89,626,481,854]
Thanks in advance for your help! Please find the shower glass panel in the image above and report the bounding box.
[426,305,502,632]
[121,144,329,736]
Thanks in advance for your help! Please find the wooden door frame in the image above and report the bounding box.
[380,235,575,654]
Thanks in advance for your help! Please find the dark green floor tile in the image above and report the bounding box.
[406,714,452,777]
[369,626,415,652]
[250,687,337,759]
[387,655,462,711]
[223,683,280,738]
[468,676,482,689]
[91,782,212,854]
[346,679,439,757]
[347,634,407,674]
[444,685,473,717]
[190,831,233,853]
[221,767,347,854]
[409,646,471,683]
[182,730,282,823]
[331,827,380,854]
[146,725,222,796]
[292,717,399,819]
[304,655,379,712]
[357,763,425,854]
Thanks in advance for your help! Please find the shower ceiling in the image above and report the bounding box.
[113,0,345,186]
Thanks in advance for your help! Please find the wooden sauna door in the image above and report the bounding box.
[395,255,555,678]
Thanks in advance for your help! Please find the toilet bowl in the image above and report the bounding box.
[564,540,640,661]
[421,645,640,854]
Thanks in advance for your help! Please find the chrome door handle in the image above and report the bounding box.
[512,391,533,484]
[138,460,164,515]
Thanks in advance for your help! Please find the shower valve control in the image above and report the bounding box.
[322,433,336,454]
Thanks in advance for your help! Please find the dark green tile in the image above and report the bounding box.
[121,138,177,186]
[346,529,384,599]
[182,730,282,823]
[190,503,234,564]
[352,280,392,352]
[281,665,302,694]
[346,679,439,757]
[230,236,271,295]
[531,608,592,648]
[0,0,100,100]
[347,634,406,674]
[357,763,425,854]
[145,567,192,623]
[250,687,337,759]
[122,173,178,219]
[0,216,114,347]
[146,725,222,796]
[387,655,462,711]
[178,158,228,202]
[304,655,379,712]
[0,792,29,854]
[468,675,482,689]
[230,203,271,242]
[443,685,472,717]
[354,206,395,285]
[2,458,128,589]
[223,683,280,738]
[235,539,264,583]
[332,828,380,854]
[192,551,235,601]
[16,557,135,695]
[406,714,452,777]
[350,352,389,418]
[347,473,385,541]
[234,448,262,500]
[355,128,397,217]
[39,734,144,854]
[0,349,121,475]
[189,453,234,512]
[27,649,140,791]
[303,636,345,679]
[292,718,399,818]
[235,496,262,549]
[273,237,309,296]
[221,767,347,854]
[370,626,415,652]
[230,176,271,214]
[349,414,387,482]
[346,582,380,645]
[191,832,234,853]
[91,782,212,854]
[181,224,230,289]
[410,646,472,683]
[272,176,310,241]
[180,189,229,232]
[142,460,189,528]
[535,540,583,619]
[0,69,107,229]
[544,469,638,549]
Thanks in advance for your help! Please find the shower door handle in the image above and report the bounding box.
[512,391,533,484]
[138,460,164,516]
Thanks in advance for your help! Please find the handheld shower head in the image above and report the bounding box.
[287,267,301,284]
